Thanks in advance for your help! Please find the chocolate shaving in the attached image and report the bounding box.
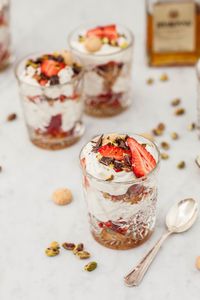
[115,138,129,150]
[73,63,82,75]
[114,160,123,170]
[92,134,103,153]
[50,75,59,85]
[124,155,131,166]
[99,157,113,166]
[55,55,64,63]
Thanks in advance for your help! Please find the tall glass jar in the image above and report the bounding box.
[146,0,200,66]
[0,0,11,70]
[80,134,161,250]
[15,53,85,150]
[68,24,134,117]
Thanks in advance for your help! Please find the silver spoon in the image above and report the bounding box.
[124,198,199,286]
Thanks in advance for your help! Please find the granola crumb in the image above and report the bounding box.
[174,108,185,116]
[7,113,17,121]
[152,128,163,136]
[146,78,154,85]
[177,161,185,169]
[161,142,169,150]
[171,132,179,140]
[160,74,168,81]
[157,123,165,131]
[188,123,196,131]
[0,166,2,172]
[161,153,169,160]
[171,98,181,106]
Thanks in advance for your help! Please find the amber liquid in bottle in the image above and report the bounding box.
[146,1,200,66]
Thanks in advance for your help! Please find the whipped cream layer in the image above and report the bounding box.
[70,25,132,55]
[86,187,157,222]
[83,64,131,97]
[22,96,82,132]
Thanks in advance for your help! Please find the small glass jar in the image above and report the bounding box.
[80,134,160,250]
[0,0,12,70]
[68,24,134,117]
[15,53,85,150]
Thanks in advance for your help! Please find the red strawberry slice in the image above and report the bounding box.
[86,26,103,38]
[102,25,118,41]
[38,79,48,86]
[41,59,65,77]
[81,157,86,169]
[127,138,156,178]
[45,114,62,136]
[99,144,131,161]
[86,24,118,41]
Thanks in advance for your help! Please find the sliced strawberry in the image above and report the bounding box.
[102,25,118,41]
[127,138,156,178]
[45,114,62,136]
[38,79,48,86]
[41,59,65,77]
[113,167,123,173]
[86,26,103,38]
[81,157,86,169]
[99,144,131,161]
[86,24,118,41]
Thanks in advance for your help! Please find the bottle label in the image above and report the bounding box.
[153,2,196,53]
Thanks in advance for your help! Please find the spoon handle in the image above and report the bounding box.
[124,231,171,286]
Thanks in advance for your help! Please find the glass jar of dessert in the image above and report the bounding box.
[80,133,160,250]
[69,24,134,117]
[0,0,12,70]
[15,50,85,150]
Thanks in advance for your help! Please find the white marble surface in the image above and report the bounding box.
[0,0,200,299]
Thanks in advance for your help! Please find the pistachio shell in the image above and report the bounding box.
[73,243,84,255]
[45,248,59,257]
[84,261,97,272]
[76,251,90,259]
[49,241,59,249]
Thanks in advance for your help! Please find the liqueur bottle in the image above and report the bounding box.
[146,0,200,66]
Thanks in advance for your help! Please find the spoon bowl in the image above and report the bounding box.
[166,198,199,233]
[124,198,199,286]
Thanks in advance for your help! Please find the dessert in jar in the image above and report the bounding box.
[69,24,134,117]
[15,50,84,150]
[80,133,160,250]
[0,0,11,70]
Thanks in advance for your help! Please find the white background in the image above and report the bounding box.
[0,0,200,299]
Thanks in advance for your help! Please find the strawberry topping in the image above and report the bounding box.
[38,79,48,86]
[45,114,62,136]
[41,59,65,77]
[86,24,118,41]
[127,138,156,178]
[81,157,86,169]
[99,144,131,161]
